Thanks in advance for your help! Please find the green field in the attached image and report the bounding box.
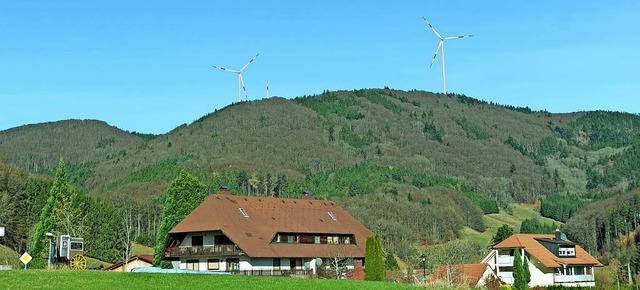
[0,270,419,290]
[460,203,563,246]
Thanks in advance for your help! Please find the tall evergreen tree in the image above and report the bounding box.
[153,170,207,267]
[513,249,528,290]
[365,233,385,281]
[523,255,531,286]
[32,157,73,265]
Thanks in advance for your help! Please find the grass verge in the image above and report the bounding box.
[0,270,417,290]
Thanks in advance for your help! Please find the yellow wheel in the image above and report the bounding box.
[70,254,87,270]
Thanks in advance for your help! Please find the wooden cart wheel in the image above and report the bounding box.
[70,254,87,270]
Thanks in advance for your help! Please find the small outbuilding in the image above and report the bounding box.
[103,254,154,272]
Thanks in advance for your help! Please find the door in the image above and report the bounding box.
[226,258,240,272]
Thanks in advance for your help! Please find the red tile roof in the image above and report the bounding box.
[430,263,490,285]
[167,193,372,258]
[492,234,603,268]
[103,254,154,271]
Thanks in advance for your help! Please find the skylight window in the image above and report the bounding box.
[327,211,337,221]
[239,208,249,218]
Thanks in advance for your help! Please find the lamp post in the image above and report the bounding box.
[45,233,54,270]
[420,254,427,283]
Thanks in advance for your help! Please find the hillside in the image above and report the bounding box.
[2,88,640,265]
[2,90,638,203]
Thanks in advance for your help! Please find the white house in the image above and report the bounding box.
[481,231,603,287]
[160,188,372,277]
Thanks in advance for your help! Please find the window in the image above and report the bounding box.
[314,235,320,244]
[327,211,337,221]
[299,235,314,244]
[207,259,220,270]
[558,246,576,257]
[239,208,249,218]
[191,235,203,247]
[186,259,199,271]
[273,258,281,270]
[290,258,303,270]
[215,235,232,245]
[287,235,294,244]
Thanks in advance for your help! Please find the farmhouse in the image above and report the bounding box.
[481,231,603,287]
[160,187,372,276]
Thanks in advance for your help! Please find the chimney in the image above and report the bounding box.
[554,229,562,240]
[219,186,231,195]
[303,190,314,200]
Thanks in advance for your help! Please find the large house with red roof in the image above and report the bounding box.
[481,231,603,287]
[160,187,372,276]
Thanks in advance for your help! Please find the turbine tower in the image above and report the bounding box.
[422,17,473,95]
[212,53,259,102]
[265,80,269,99]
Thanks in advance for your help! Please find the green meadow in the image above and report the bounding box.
[0,270,418,290]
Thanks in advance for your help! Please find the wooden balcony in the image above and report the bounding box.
[165,244,244,258]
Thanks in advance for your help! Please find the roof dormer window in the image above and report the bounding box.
[558,246,576,257]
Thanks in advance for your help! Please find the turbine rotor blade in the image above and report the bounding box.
[212,66,240,73]
[429,41,443,68]
[240,53,260,72]
[444,35,474,40]
[422,16,443,39]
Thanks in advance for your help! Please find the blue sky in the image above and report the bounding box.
[1,1,638,134]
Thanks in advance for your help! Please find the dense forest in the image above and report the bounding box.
[2,89,640,274]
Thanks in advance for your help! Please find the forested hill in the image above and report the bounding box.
[2,89,639,204]
[2,88,640,265]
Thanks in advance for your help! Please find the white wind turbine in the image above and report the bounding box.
[212,53,259,102]
[265,80,269,99]
[422,17,473,95]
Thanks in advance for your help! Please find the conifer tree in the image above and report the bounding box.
[365,233,385,281]
[513,249,528,290]
[384,252,399,270]
[523,255,531,287]
[153,170,207,267]
[32,157,72,265]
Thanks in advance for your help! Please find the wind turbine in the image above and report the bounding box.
[212,53,259,102]
[265,80,269,99]
[422,17,473,95]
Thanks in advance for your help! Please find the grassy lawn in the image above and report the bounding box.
[132,243,154,255]
[0,270,418,290]
[460,203,564,247]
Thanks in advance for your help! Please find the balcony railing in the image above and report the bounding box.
[554,274,594,283]
[497,255,514,265]
[236,269,311,276]
[166,244,243,257]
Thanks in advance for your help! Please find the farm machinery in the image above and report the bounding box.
[48,234,86,270]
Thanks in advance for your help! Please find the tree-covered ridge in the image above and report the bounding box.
[555,111,640,150]
[294,90,365,120]
[586,143,640,192]
[565,190,640,254]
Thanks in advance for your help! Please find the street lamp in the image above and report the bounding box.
[45,233,54,270]
[420,254,427,283]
